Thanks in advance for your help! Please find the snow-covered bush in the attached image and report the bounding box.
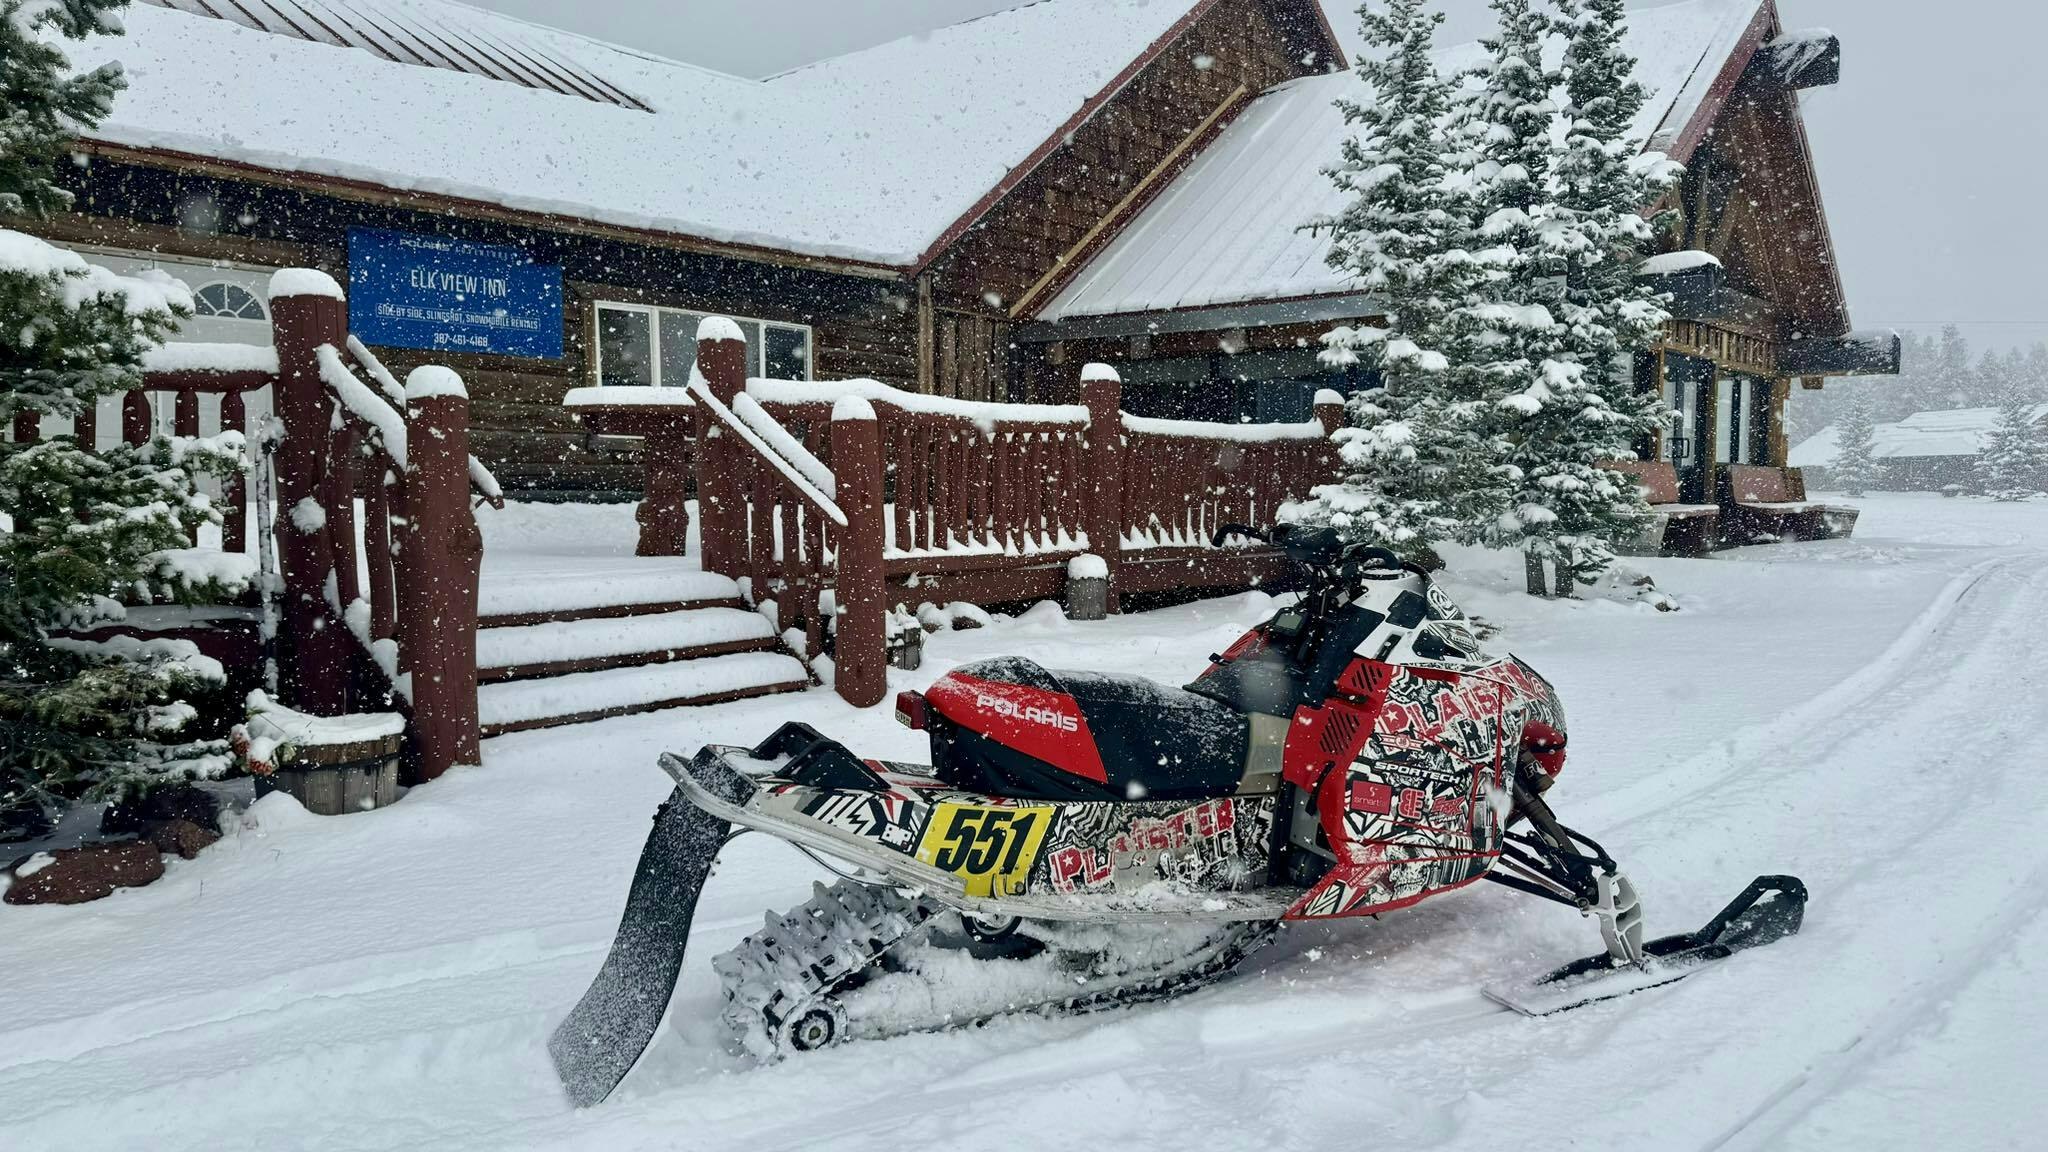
[2,1,249,824]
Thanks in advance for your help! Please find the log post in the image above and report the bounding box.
[74,398,97,451]
[11,410,37,444]
[122,390,150,445]
[399,366,483,781]
[221,390,247,553]
[692,318,749,576]
[1314,388,1346,436]
[268,270,352,716]
[831,397,887,708]
[1080,364,1124,614]
[173,387,199,438]
[636,415,693,557]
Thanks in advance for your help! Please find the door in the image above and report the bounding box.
[1663,353,1713,502]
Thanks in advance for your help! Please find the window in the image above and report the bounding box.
[593,302,811,388]
[192,282,267,320]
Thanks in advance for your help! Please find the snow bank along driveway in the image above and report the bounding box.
[3,494,2045,1152]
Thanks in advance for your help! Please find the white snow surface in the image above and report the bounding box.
[403,365,468,402]
[562,386,694,408]
[7,494,2048,1151]
[1640,249,1725,274]
[79,0,1204,267]
[476,607,773,672]
[244,690,406,747]
[140,342,279,374]
[267,268,344,301]
[747,376,1090,434]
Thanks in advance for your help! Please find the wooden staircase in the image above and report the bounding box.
[473,568,809,736]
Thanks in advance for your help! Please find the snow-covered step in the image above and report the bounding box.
[477,567,744,626]
[478,651,810,735]
[476,607,779,682]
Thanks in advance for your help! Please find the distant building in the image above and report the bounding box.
[1790,405,2048,489]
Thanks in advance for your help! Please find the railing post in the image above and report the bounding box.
[693,318,748,574]
[268,270,352,715]
[11,411,36,444]
[1314,388,1346,436]
[831,397,887,708]
[400,367,483,781]
[122,390,149,445]
[1080,364,1123,614]
[222,390,247,552]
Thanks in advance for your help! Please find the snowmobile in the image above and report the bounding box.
[550,524,1807,1106]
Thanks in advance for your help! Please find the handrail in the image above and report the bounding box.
[688,369,847,527]
[315,344,407,469]
[347,335,504,509]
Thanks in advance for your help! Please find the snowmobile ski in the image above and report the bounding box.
[1483,875,1808,1016]
[547,766,746,1107]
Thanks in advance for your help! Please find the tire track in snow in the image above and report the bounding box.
[1578,555,2011,832]
[1695,870,2048,1152]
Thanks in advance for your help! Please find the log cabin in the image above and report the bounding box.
[18,0,1893,511]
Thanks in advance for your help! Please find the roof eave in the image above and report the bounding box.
[72,138,910,282]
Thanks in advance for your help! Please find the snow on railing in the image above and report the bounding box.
[748,376,1089,434]
[316,344,408,469]
[688,368,846,527]
[141,342,281,375]
[348,335,504,508]
[733,391,837,500]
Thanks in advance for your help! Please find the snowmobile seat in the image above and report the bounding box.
[929,658,1251,803]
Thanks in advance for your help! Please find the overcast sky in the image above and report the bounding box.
[470,0,2046,355]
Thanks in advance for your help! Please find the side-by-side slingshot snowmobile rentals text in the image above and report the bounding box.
[550,525,1807,1105]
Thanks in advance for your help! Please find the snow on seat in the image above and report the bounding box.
[478,651,810,734]
[476,608,778,681]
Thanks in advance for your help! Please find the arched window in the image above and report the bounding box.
[192,282,267,321]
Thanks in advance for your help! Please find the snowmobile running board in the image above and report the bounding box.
[1483,875,1808,1017]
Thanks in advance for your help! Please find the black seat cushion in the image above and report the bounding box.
[931,659,1248,802]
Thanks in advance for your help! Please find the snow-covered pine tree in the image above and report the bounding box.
[1289,0,1479,559]
[1487,0,1679,594]
[1975,388,2047,501]
[1829,384,1880,497]
[2,0,247,837]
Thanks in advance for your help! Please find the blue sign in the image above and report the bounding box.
[347,227,563,359]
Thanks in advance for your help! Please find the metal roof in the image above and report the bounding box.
[1039,0,1769,325]
[139,0,653,111]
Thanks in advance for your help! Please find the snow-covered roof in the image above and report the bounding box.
[1041,0,1768,321]
[75,0,1210,268]
[1789,404,2048,467]
[136,0,653,110]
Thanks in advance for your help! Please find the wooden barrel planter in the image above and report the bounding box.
[241,692,406,816]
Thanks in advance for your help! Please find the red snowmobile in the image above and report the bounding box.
[551,525,1806,1106]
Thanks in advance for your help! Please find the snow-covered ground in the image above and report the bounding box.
[3,492,2044,1152]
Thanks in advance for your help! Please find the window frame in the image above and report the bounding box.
[190,280,269,321]
[591,300,813,388]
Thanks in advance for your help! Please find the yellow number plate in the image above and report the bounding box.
[915,803,1055,898]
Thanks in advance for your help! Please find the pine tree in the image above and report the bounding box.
[1976,389,2047,501]
[2,0,247,833]
[1830,384,1880,497]
[1292,0,1481,556]
[1488,0,1678,594]
[1927,325,1973,412]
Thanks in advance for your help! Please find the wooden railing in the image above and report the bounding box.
[604,317,1345,707]
[2,271,499,783]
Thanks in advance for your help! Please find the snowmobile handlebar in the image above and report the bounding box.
[1211,523,1408,576]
